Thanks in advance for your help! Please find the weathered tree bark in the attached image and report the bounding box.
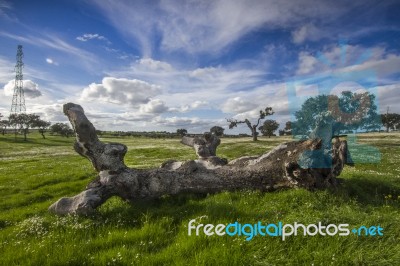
[249,123,258,141]
[49,103,351,215]
[178,133,228,168]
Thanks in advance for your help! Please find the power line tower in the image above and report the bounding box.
[10,45,26,114]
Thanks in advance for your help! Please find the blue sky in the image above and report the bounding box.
[0,0,399,133]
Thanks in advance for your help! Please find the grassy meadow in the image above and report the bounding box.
[0,132,399,265]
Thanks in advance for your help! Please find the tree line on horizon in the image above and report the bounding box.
[0,113,74,141]
[1,90,399,142]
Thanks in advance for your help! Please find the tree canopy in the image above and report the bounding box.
[381,113,400,132]
[50,123,74,137]
[0,119,9,135]
[210,126,224,136]
[34,120,51,139]
[293,91,380,136]
[9,113,42,141]
[258,119,279,138]
[176,128,188,136]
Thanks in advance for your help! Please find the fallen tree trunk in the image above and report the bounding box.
[49,103,350,215]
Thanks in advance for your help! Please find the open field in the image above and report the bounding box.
[0,132,400,265]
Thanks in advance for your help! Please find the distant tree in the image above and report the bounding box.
[8,114,21,138]
[50,123,74,137]
[227,107,274,141]
[0,119,9,135]
[284,121,292,135]
[50,123,63,135]
[176,128,188,136]
[278,129,285,136]
[63,128,74,138]
[210,126,224,136]
[33,119,51,139]
[356,93,380,132]
[362,113,381,132]
[293,91,379,135]
[381,113,400,132]
[258,119,279,138]
[8,113,40,141]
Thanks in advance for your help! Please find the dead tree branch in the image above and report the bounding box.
[49,103,350,215]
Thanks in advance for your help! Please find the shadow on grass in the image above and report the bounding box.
[0,136,40,145]
[0,135,74,146]
[91,177,400,223]
[92,193,250,229]
[83,175,400,227]
[337,176,400,207]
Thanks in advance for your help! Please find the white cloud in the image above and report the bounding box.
[3,79,42,98]
[292,24,323,44]
[221,97,258,113]
[295,44,400,77]
[138,58,173,72]
[74,55,283,132]
[377,84,400,114]
[80,77,161,106]
[0,1,12,12]
[169,101,209,113]
[295,84,319,97]
[341,52,400,77]
[296,52,320,75]
[0,31,98,69]
[139,99,168,114]
[189,68,212,78]
[45,58,58,66]
[29,103,66,122]
[100,57,294,132]
[219,82,292,129]
[73,57,271,132]
[153,116,214,128]
[0,56,13,84]
[0,1,16,22]
[0,55,57,86]
[76,33,110,44]
[116,111,156,122]
[107,57,265,109]
[90,0,363,56]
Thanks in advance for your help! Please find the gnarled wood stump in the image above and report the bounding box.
[49,103,351,215]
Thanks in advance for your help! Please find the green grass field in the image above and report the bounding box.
[0,132,399,265]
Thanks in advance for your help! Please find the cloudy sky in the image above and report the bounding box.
[0,0,399,133]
